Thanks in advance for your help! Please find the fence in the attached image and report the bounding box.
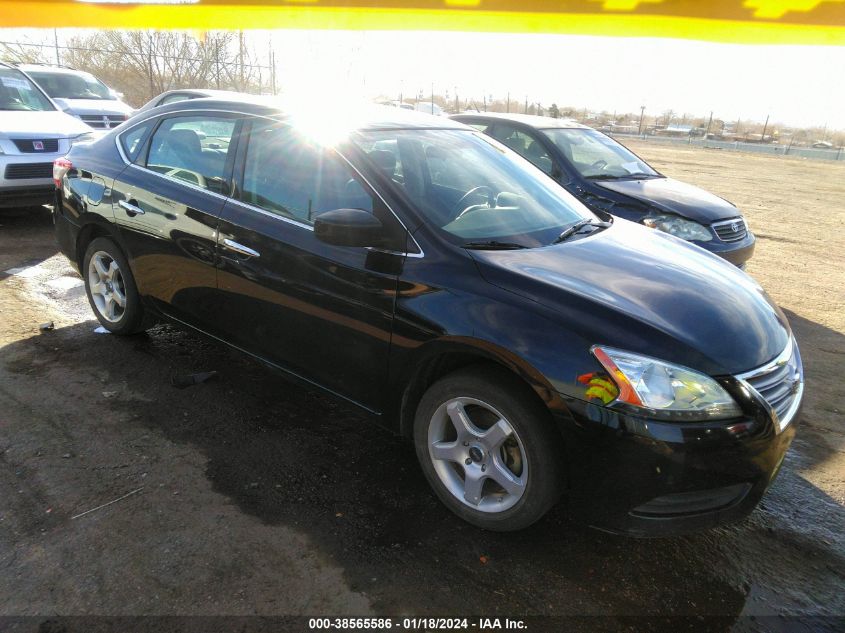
[608,132,845,162]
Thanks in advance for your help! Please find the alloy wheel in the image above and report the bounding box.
[88,251,127,323]
[427,397,528,513]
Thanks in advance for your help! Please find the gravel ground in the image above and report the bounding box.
[0,142,843,632]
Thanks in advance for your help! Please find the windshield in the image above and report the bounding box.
[27,70,113,101]
[543,128,659,179]
[350,129,595,247]
[0,69,55,111]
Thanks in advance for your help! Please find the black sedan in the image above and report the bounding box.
[52,97,801,535]
[451,113,756,268]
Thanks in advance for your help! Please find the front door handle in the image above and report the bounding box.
[222,238,260,258]
[119,199,145,216]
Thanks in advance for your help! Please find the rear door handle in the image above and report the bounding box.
[119,199,145,216]
[222,238,260,258]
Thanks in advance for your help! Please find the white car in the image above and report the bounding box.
[133,88,249,116]
[415,101,444,116]
[17,63,133,130]
[0,62,96,208]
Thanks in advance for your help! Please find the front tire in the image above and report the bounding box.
[413,365,563,531]
[83,237,149,335]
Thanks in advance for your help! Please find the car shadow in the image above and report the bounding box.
[2,316,844,630]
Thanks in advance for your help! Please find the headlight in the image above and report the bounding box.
[642,213,712,242]
[591,346,742,420]
[69,132,97,148]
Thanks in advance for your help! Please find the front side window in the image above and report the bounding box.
[543,128,659,180]
[27,70,113,101]
[0,69,55,111]
[351,129,593,247]
[240,122,374,225]
[145,115,237,194]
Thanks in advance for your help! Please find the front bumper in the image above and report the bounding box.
[1,151,66,209]
[697,230,756,267]
[557,376,799,537]
[0,184,55,208]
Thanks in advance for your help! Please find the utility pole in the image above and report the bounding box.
[761,114,770,143]
[454,86,458,114]
[638,105,646,136]
[215,41,221,89]
[53,29,60,65]
[483,94,486,112]
[704,111,713,138]
[524,95,528,114]
[238,31,245,89]
[506,92,510,113]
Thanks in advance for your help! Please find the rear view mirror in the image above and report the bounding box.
[314,208,384,248]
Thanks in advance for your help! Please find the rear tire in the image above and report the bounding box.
[413,365,563,531]
[82,237,150,335]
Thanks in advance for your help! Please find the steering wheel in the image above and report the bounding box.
[590,159,608,171]
[453,186,493,220]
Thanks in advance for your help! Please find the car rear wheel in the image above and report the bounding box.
[413,365,563,531]
[83,237,149,335]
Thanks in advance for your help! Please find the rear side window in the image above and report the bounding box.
[239,122,374,225]
[490,124,553,175]
[144,115,236,194]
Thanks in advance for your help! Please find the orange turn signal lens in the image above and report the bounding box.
[591,346,644,407]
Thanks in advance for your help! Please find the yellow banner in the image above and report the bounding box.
[1,1,844,44]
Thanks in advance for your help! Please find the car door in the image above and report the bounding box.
[111,112,241,331]
[213,118,407,411]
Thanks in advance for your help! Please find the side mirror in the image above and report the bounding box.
[314,208,384,248]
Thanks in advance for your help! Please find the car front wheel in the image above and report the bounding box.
[413,366,563,531]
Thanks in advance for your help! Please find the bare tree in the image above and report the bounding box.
[0,41,50,64]
[61,31,267,107]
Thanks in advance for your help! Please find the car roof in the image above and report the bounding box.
[15,64,88,75]
[140,95,470,131]
[451,112,590,130]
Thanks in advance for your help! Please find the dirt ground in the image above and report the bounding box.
[0,143,843,632]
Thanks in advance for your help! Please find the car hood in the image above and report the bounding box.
[0,110,91,137]
[470,219,789,376]
[594,177,740,223]
[52,98,134,116]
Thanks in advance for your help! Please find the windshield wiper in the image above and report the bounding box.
[621,172,660,180]
[461,240,528,250]
[553,219,612,244]
[584,174,623,181]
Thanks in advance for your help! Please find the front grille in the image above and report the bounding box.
[80,114,126,129]
[738,338,803,432]
[4,162,53,180]
[12,139,60,153]
[712,217,748,242]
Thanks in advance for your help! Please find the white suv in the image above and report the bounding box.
[16,63,133,130]
[0,62,95,209]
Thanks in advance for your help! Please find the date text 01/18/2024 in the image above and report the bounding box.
[308,618,527,630]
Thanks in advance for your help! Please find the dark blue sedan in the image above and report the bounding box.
[452,113,755,268]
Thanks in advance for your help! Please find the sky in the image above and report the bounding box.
[4,28,844,130]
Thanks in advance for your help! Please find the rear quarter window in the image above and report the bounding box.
[119,122,154,162]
